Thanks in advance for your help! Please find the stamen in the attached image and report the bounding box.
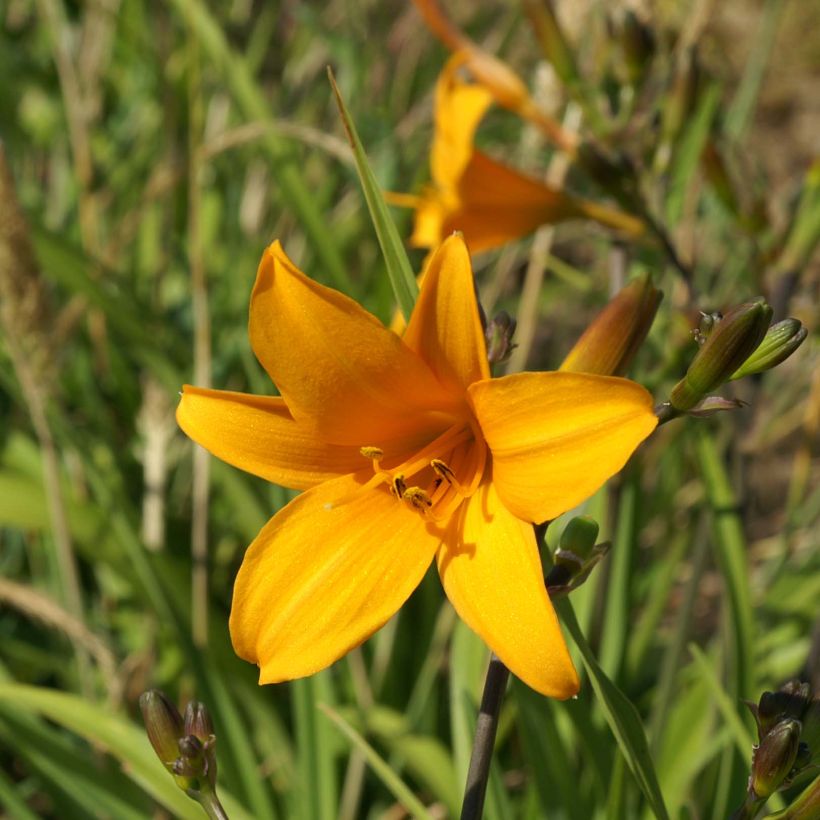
[390,474,407,497]
[431,458,466,494]
[402,486,433,511]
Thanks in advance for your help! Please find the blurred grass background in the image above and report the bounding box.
[0,0,818,817]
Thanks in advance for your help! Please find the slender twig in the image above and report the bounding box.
[459,654,510,820]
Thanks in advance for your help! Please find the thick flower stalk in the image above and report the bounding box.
[390,54,643,253]
[177,235,656,697]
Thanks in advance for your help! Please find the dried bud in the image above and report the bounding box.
[184,701,215,742]
[139,690,184,767]
[751,719,802,799]
[686,396,747,417]
[560,272,662,376]
[486,311,517,365]
[730,319,808,380]
[670,298,772,411]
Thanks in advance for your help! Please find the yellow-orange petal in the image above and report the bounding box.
[445,151,586,253]
[468,372,657,523]
[403,235,489,393]
[249,242,456,445]
[176,386,366,490]
[437,480,579,698]
[432,53,495,190]
[230,471,442,683]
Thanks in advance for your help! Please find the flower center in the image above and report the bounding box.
[359,420,487,522]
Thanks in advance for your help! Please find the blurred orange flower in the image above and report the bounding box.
[177,235,656,697]
[392,55,643,253]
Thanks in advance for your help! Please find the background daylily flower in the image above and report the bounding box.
[177,235,657,698]
[390,54,643,253]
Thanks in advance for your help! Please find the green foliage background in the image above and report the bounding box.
[0,1,818,818]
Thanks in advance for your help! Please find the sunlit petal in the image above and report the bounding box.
[230,472,441,682]
[469,372,657,523]
[176,386,365,490]
[249,242,456,445]
[404,234,490,392]
[437,480,579,698]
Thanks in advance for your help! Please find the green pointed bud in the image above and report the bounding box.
[751,719,802,798]
[139,690,184,768]
[546,517,608,595]
[486,311,517,365]
[560,273,662,377]
[670,298,772,411]
[730,319,807,380]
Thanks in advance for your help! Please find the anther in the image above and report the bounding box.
[431,459,456,483]
[402,487,433,511]
[360,446,384,460]
[390,474,407,498]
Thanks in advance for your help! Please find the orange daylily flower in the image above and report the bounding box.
[392,55,643,253]
[177,235,657,698]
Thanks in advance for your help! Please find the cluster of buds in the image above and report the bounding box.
[658,299,807,421]
[546,516,610,598]
[732,681,820,819]
[139,690,226,818]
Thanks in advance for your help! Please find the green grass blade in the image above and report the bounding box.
[328,69,418,320]
[695,429,755,699]
[168,0,350,291]
[292,674,338,820]
[558,599,671,820]
[320,704,435,820]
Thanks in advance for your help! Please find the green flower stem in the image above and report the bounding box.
[459,654,510,820]
[194,789,230,820]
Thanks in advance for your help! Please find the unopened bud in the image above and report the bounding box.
[546,516,608,595]
[670,298,772,411]
[486,311,517,365]
[139,690,184,767]
[560,272,662,376]
[730,319,807,380]
[751,719,802,799]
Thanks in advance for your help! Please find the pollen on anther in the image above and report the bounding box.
[403,486,433,511]
[360,446,384,460]
[391,474,408,497]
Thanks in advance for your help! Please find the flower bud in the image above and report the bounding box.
[486,311,517,365]
[751,718,802,799]
[546,516,608,596]
[184,701,215,742]
[560,272,662,376]
[670,298,772,411]
[139,690,184,767]
[730,319,808,380]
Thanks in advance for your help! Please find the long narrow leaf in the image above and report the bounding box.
[328,69,419,320]
[557,599,671,820]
